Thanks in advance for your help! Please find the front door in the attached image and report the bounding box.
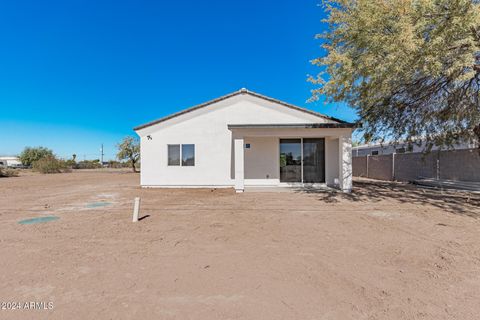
[279,138,325,183]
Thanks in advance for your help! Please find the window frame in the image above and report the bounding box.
[167,144,181,166]
[167,144,195,167]
[181,144,195,166]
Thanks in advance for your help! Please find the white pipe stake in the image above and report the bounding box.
[132,197,140,222]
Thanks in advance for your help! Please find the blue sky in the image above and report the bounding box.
[0,0,356,160]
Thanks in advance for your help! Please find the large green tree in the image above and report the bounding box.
[310,0,480,149]
[116,136,140,172]
[18,146,54,166]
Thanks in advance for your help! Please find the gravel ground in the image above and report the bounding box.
[0,170,479,320]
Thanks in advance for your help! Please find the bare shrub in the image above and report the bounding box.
[32,156,69,174]
[0,167,19,177]
[75,160,102,169]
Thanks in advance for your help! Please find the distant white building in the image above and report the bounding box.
[0,156,22,168]
[352,141,476,157]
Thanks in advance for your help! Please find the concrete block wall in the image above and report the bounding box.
[352,148,480,182]
[352,156,367,177]
[438,149,480,181]
[367,155,393,181]
[394,152,437,181]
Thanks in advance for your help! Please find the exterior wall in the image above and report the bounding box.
[136,94,353,188]
[233,137,245,191]
[338,135,353,192]
[325,137,339,187]
[244,137,279,186]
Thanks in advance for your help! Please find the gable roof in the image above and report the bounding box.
[133,88,351,131]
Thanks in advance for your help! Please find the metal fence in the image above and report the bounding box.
[353,148,480,182]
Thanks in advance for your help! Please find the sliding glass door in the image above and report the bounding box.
[279,139,302,182]
[279,138,325,183]
[302,138,325,183]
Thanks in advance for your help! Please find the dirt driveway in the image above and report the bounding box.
[0,170,479,320]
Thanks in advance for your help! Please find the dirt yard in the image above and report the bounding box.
[0,170,479,320]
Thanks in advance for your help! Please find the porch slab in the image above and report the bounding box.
[244,186,337,193]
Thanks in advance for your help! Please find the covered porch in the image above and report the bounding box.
[229,123,354,193]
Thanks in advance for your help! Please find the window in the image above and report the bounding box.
[168,145,180,166]
[168,144,195,166]
[371,150,379,155]
[396,147,406,154]
[182,144,195,166]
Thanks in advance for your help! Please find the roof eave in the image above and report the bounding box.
[227,123,357,129]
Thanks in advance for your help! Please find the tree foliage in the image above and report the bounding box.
[310,0,480,149]
[19,147,54,166]
[116,136,140,172]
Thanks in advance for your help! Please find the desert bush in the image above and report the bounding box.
[4,168,19,177]
[19,146,54,167]
[32,156,68,174]
[105,160,131,168]
[75,160,102,169]
[65,159,77,168]
[0,167,20,177]
[64,154,77,168]
[107,160,122,168]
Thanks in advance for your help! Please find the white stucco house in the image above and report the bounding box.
[134,89,355,192]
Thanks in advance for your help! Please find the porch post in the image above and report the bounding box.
[234,137,245,192]
[339,135,353,193]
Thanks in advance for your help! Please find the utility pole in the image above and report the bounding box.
[100,144,104,164]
